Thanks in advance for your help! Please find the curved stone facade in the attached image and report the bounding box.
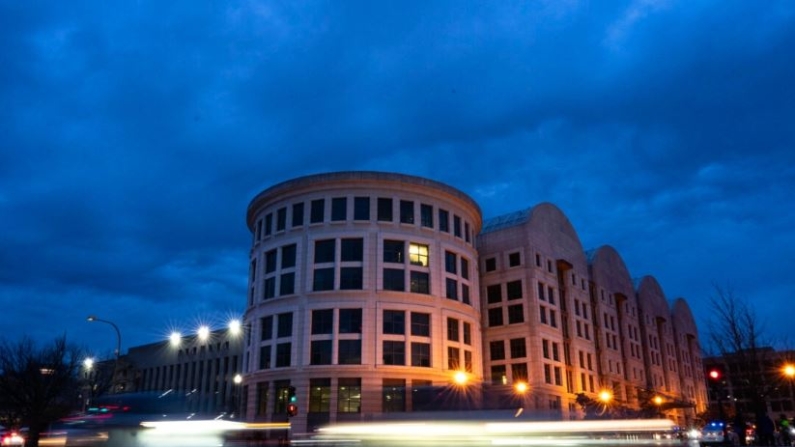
[243,172,483,431]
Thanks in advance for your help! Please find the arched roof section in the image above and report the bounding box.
[636,275,670,320]
[588,245,635,296]
[671,297,698,339]
[526,202,587,269]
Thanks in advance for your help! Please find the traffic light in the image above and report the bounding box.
[286,386,297,417]
[708,367,722,382]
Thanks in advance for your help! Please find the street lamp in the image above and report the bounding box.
[87,315,122,391]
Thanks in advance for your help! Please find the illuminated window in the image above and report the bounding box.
[409,243,429,266]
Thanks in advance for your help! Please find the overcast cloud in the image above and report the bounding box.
[1,0,794,354]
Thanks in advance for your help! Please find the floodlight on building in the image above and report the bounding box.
[169,332,182,347]
[197,325,210,341]
[229,319,242,336]
[452,371,468,386]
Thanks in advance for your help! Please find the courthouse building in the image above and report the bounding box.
[241,171,708,433]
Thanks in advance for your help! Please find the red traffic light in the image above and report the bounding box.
[287,403,298,417]
[708,369,721,380]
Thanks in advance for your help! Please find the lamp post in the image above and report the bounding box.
[87,315,122,392]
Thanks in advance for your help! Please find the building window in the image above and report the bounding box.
[308,378,331,413]
[512,363,528,381]
[310,199,324,224]
[506,280,523,300]
[409,243,429,266]
[445,251,457,274]
[382,379,406,412]
[383,268,405,291]
[540,306,548,325]
[488,308,503,327]
[261,316,273,341]
[282,244,296,268]
[331,197,347,221]
[338,340,361,365]
[382,341,405,365]
[338,378,362,413]
[461,284,470,304]
[544,365,552,384]
[447,318,459,341]
[383,240,404,263]
[259,345,271,369]
[460,258,469,279]
[377,198,393,221]
[383,310,405,334]
[313,267,334,291]
[353,196,370,221]
[508,252,521,267]
[340,267,363,290]
[276,207,286,231]
[341,238,363,261]
[453,215,462,237]
[339,308,362,333]
[490,340,505,361]
[508,304,524,324]
[292,202,304,227]
[277,313,293,337]
[445,278,457,300]
[464,350,473,372]
[485,257,496,272]
[463,322,472,345]
[314,239,335,263]
[487,284,502,303]
[264,213,272,236]
[310,340,332,365]
[439,209,449,232]
[411,342,431,367]
[510,338,527,359]
[275,343,291,367]
[400,200,414,224]
[447,347,460,370]
[420,204,433,228]
[263,277,276,299]
[265,249,277,274]
[411,312,430,336]
[311,309,334,335]
[255,381,269,416]
[491,365,507,385]
[410,271,430,294]
[279,272,294,296]
[542,339,550,359]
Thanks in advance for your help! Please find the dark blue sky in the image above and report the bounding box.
[2,1,793,357]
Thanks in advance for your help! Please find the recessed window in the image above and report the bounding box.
[264,213,273,236]
[460,258,469,280]
[338,378,362,413]
[487,285,502,304]
[506,280,523,300]
[411,342,430,367]
[463,322,472,345]
[310,340,332,365]
[461,284,470,304]
[331,197,347,221]
[279,272,294,295]
[410,271,430,294]
[446,317,459,341]
[439,209,449,232]
[281,244,296,269]
[383,310,405,334]
[445,251,457,274]
[277,312,293,338]
[383,240,404,263]
[453,215,462,237]
[263,277,275,299]
[382,341,404,365]
[313,267,334,291]
[447,347,460,370]
[314,239,335,263]
[491,365,507,385]
[488,308,503,327]
[310,199,324,224]
[292,202,304,227]
[353,197,370,221]
[485,258,496,272]
[340,267,363,290]
[341,238,363,262]
[276,207,287,231]
[409,243,429,266]
[377,198,393,221]
[508,252,521,267]
[312,309,334,335]
[411,312,430,336]
[260,316,273,341]
[508,304,524,324]
[490,340,505,360]
[445,278,457,300]
[265,249,277,273]
[383,268,405,291]
[510,338,527,359]
[339,308,362,334]
[259,345,271,370]
[420,204,433,228]
[338,341,361,365]
[400,200,414,224]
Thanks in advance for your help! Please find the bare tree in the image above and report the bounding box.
[705,284,772,416]
[0,335,84,447]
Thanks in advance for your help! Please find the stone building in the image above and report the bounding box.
[241,171,708,433]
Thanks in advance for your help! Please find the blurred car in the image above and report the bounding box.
[1,428,25,447]
[700,421,727,446]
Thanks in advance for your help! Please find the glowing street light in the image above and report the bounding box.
[169,332,182,347]
[233,374,243,385]
[83,358,94,370]
[514,382,529,394]
[453,371,468,386]
[653,395,664,406]
[198,325,210,341]
[599,390,613,403]
[229,319,242,336]
[783,364,795,379]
